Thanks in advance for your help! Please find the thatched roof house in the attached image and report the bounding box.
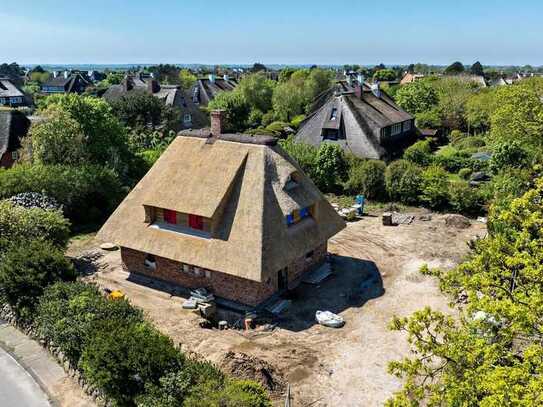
[0,110,30,168]
[98,111,345,307]
[296,80,416,160]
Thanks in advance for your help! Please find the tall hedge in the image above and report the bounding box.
[0,164,125,225]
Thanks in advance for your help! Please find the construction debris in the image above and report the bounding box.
[221,352,286,395]
[182,298,198,309]
[445,214,471,229]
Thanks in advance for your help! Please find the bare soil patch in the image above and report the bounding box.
[73,209,486,406]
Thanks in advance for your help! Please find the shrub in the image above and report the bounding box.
[290,114,306,129]
[137,361,226,407]
[313,143,348,192]
[449,130,466,145]
[415,108,441,129]
[421,165,450,209]
[385,160,423,205]
[248,109,263,128]
[278,136,318,178]
[345,160,386,199]
[489,140,530,174]
[36,282,144,367]
[0,240,76,320]
[264,121,290,138]
[80,321,182,405]
[184,380,271,407]
[0,164,125,225]
[448,181,482,214]
[458,168,472,180]
[403,139,433,166]
[454,136,486,151]
[0,201,70,254]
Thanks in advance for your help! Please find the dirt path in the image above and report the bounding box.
[76,210,485,406]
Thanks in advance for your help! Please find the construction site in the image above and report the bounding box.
[69,209,486,406]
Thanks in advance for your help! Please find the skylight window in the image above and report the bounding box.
[330,108,338,121]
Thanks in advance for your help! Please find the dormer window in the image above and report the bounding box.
[146,207,210,237]
[330,108,338,121]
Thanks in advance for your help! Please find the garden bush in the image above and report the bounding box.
[448,181,482,214]
[0,240,76,319]
[313,143,348,192]
[290,114,306,129]
[184,380,271,407]
[420,165,450,209]
[458,168,472,180]
[454,136,486,151]
[278,136,318,178]
[403,139,433,166]
[489,140,530,174]
[385,160,423,205]
[0,201,70,254]
[345,160,386,199]
[0,164,125,225]
[80,321,182,405]
[36,282,144,367]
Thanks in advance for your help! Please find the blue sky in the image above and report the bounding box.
[3,0,543,66]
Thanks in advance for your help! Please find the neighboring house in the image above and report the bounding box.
[103,73,209,130]
[0,110,30,168]
[454,74,488,88]
[400,72,425,85]
[0,78,28,107]
[191,74,237,106]
[296,79,416,160]
[41,72,91,94]
[97,111,345,308]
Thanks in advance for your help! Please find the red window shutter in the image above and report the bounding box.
[164,209,177,224]
[189,214,203,230]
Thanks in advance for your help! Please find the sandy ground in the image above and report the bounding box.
[71,209,486,407]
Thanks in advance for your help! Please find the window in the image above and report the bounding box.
[330,108,338,121]
[144,254,156,271]
[0,98,5,104]
[11,151,18,160]
[403,120,412,132]
[183,113,192,124]
[305,250,314,262]
[10,97,21,104]
[391,123,402,136]
[188,214,203,230]
[163,209,177,224]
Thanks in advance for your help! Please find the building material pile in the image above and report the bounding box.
[220,351,286,395]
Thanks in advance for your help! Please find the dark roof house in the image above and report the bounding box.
[103,73,209,130]
[41,72,91,94]
[296,79,416,160]
[98,111,345,308]
[0,110,30,168]
[191,74,237,106]
[0,78,28,107]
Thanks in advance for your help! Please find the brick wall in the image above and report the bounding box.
[121,242,328,306]
[287,242,327,288]
[121,247,276,306]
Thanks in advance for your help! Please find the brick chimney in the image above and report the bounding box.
[210,110,225,137]
[147,79,159,94]
[354,83,362,98]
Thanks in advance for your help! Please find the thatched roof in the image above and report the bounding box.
[0,110,30,157]
[98,132,345,283]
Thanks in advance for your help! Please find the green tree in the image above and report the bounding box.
[31,109,89,165]
[272,81,305,122]
[236,73,275,113]
[489,85,543,149]
[388,178,543,406]
[444,61,465,75]
[313,143,347,192]
[346,160,386,199]
[305,68,334,100]
[0,240,76,320]
[420,165,450,209]
[373,69,397,81]
[489,140,530,174]
[37,94,132,176]
[178,69,197,92]
[403,139,433,166]
[395,82,439,115]
[208,91,251,132]
[385,160,423,204]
